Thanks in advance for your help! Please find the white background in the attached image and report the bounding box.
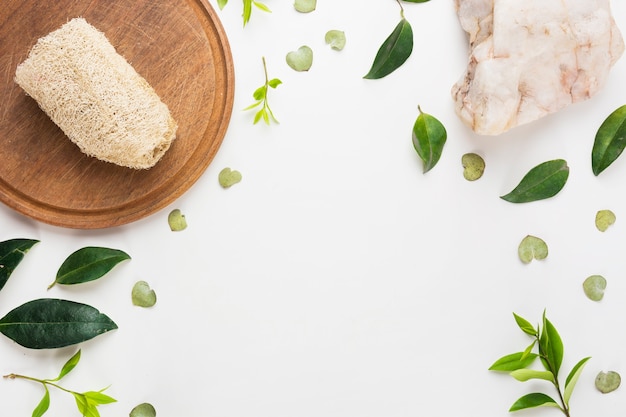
[3,1,626,416]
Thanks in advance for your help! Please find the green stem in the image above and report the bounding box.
[396,0,405,19]
[4,373,77,396]
[536,342,570,417]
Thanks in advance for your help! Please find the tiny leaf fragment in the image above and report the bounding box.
[130,403,157,417]
[500,159,569,203]
[218,167,243,188]
[461,153,485,181]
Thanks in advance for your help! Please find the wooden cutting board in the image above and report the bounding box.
[0,0,234,229]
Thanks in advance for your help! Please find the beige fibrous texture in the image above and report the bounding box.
[452,0,625,136]
[14,17,177,169]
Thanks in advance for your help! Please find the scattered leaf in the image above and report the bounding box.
[217,0,228,9]
[168,209,187,231]
[489,352,538,372]
[219,167,243,188]
[0,238,39,292]
[242,0,271,26]
[294,0,316,13]
[518,235,548,264]
[412,106,447,173]
[0,298,117,349]
[132,281,157,308]
[500,159,569,203]
[591,104,626,176]
[364,19,413,79]
[595,209,616,232]
[595,371,621,393]
[461,153,485,181]
[325,30,346,51]
[563,357,591,406]
[583,275,607,301]
[286,45,313,72]
[130,403,157,417]
[244,57,281,124]
[49,247,130,289]
[509,393,559,411]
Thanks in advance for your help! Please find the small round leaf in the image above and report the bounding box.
[286,46,313,72]
[595,371,621,393]
[294,0,316,13]
[325,30,346,51]
[582,275,606,301]
[218,167,242,188]
[461,153,485,181]
[168,209,187,231]
[130,402,157,417]
[518,235,548,264]
[595,209,616,232]
[132,281,157,308]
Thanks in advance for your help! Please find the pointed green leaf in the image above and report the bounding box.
[513,313,537,335]
[50,349,81,381]
[592,104,626,175]
[82,390,117,405]
[412,106,447,173]
[32,387,50,417]
[242,100,263,111]
[364,19,413,79]
[509,393,559,411]
[542,316,564,375]
[217,0,228,9]
[242,0,252,26]
[294,0,316,13]
[521,341,537,360]
[268,78,282,89]
[49,247,130,288]
[564,357,591,405]
[0,239,39,292]
[489,352,538,372]
[253,1,271,13]
[510,369,554,382]
[500,159,569,203]
[0,298,117,349]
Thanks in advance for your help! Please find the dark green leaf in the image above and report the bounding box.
[0,239,39,292]
[500,159,569,203]
[564,357,591,405]
[489,352,538,371]
[592,104,626,176]
[403,0,430,2]
[412,106,447,173]
[50,247,130,288]
[51,349,81,381]
[539,314,564,376]
[509,393,559,411]
[364,19,413,79]
[32,387,50,417]
[513,312,537,336]
[0,298,117,349]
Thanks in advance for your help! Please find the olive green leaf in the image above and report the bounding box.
[32,387,50,417]
[595,209,616,232]
[219,167,243,188]
[509,393,559,411]
[130,403,157,417]
[294,0,316,13]
[286,45,313,72]
[595,371,621,393]
[461,153,485,181]
[510,369,555,383]
[513,313,537,336]
[325,30,346,51]
[49,247,130,289]
[0,298,117,349]
[501,159,569,203]
[412,106,447,173]
[0,238,39,292]
[518,235,548,264]
[168,209,187,231]
[489,352,538,372]
[364,19,413,79]
[591,104,626,176]
[563,357,591,406]
[132,281,157,308]
[583,275,606,301]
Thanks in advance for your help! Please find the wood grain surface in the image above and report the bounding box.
[0,0,234,229]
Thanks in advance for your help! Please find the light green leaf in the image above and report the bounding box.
[168,209,187,232]
[518,235,548,264]
[253,0,271,13]
[83,389,116,406]
[218,167,243,188]
[268,78,282,89]
[50,349,81,382]
[130,403,157,417]
[217,0,228,9]
[325,30,346,51]
[595,209,616,232]
[521,340,537,360]
[595,370,621,393]
[286,45,313,72]
[564,357,591,405]
[510,369,554,382]
[489,352,538,372]
[461,153,485,181]
[132,281,157,308]
[294,0,316,13]
[513,313,537,336]
[252,86,266,101]
[591,104,626,176]
[500,159,569,203]
[74,393,100,417]
[32,387,50,417]
[364,19,413,79]
[412,106,447,173]
[541,315,564,376]
[49,247,130,288]
[509,393,559,411]
[583,275,606,301]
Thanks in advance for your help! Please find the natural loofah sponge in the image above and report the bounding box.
[14,17,177,169]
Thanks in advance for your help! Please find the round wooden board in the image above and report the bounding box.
[0,0,234,229]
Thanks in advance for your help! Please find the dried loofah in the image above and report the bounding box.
[14,17,177,169]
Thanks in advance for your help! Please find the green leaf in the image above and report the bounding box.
[50,349,81,381]
[49,247,130,288]
[82,389,117,405]
[242,100,262,111]
[217,0,228,9]
[461,153,485,181]
[0,298,117,349]
[489,352,538,372]
[595,370,621,393]
[253,0,271,13]
[286,45,313,72]
[509,393,559,411]
[268,78,282,89]
[583,275,606,301]
[242,0,252,26]
[0,239,39,292]
[130,403,157,417]
[168,209,188,231]
[32,387,50,417]
[252,86,266,101]
[518,235,548,264]
[218,167,243,188]
[564,357,591,405]
[74,393,100,417]
[325,30,346,51]
[591,104,626,175]
[521,340,537,360]
[513,313,537,336]
[500,159,569,203]
[412,106,447,173]
[540,315,564,376]
[131,281,157,308]
[510,369,554,382]
[595,209,616,232]
[364,19,413,79]
[294,0,316,13]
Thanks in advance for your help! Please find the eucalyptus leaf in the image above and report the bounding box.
[294,0,316,13]
[500,159,569,203]
[461,153,485,181]
[595,209,616,232]
[325,30,346,51]
[583,275,606,301]
[595,370,621,393]
[49,247,130,289]
[364,19,413,79]
[0,298,117,349]
[563,357,591,405]
[286,45,313,72]
[132,281,157,308]
[510,369,554,382]
[489,352,538,372]
[130,403,157,417]
[219,167,243,188]
[0,238,39,292]
[509,393,559,411]
[412,106,447,173]
[518,235,548,264]
[591,104,626,176]
[168,209,188,231]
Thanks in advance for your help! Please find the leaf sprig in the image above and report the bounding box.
[217,0,271,26]
[244,56,282,125]
[4,350,116,417]
[489,311,590,417]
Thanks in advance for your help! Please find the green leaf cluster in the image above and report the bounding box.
[217,0,271,26]
[4,350,116,417]
[490,312,590,416]
[244,57,282,125]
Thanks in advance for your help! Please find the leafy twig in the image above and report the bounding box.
[244,56,282,125]
[216,0,271,26]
